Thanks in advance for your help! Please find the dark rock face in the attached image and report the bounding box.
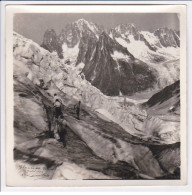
[143,80,180,107]
[59,24,80,48]
[41,29,63,59]
[149,142,180,179]
[154,28,180,48]
[82,32,157,96]
[143,80,180,115]
[76,35,98,65]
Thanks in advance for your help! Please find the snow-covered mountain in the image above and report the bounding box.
[41,19,103,65]
[40,18,180,96]
[82,32,157,96]
[59,18,103,46]
[109,23,157,51]
[111,25,180,62]
[109,25,180,90]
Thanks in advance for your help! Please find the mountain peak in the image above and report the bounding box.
[72,18,101,35]
[111,23,138,38]
[44,29,57,35]
[74,18,94,28]
[100,31,109,38]
[41,28,63,58]
[120,23,136,27]
[155,27,170,32]
[115,23,137,31]
[75,18,89,24]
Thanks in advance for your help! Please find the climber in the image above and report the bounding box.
[57,115,67,147]
[54,99,63,119]
[39,78,44,88]
[74,101,81,120]
[42,99,54,138]
[53,98,63,140]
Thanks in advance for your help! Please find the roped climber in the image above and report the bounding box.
[54,99,63,119]
[74,101,81,120]
[53,93,63,119]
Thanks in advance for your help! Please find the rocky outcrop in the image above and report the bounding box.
[82,32,157,96]
[143,80,180,113]
[41,29,63,58]
[154,28,180,48]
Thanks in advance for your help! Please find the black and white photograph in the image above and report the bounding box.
[5,4,187,186]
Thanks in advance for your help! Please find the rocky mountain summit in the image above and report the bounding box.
[82,32,157,96]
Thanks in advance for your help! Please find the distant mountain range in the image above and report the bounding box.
[41,18,180,96]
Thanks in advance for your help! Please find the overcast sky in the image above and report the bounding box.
[14,13,179,45]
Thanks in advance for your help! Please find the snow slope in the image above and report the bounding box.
[115,36,180,88]
[62,42,79,65]
[140,31,160,46]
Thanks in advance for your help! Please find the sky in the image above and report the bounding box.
[14,13,179,45]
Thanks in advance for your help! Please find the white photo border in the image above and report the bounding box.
[1,0,191,192]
